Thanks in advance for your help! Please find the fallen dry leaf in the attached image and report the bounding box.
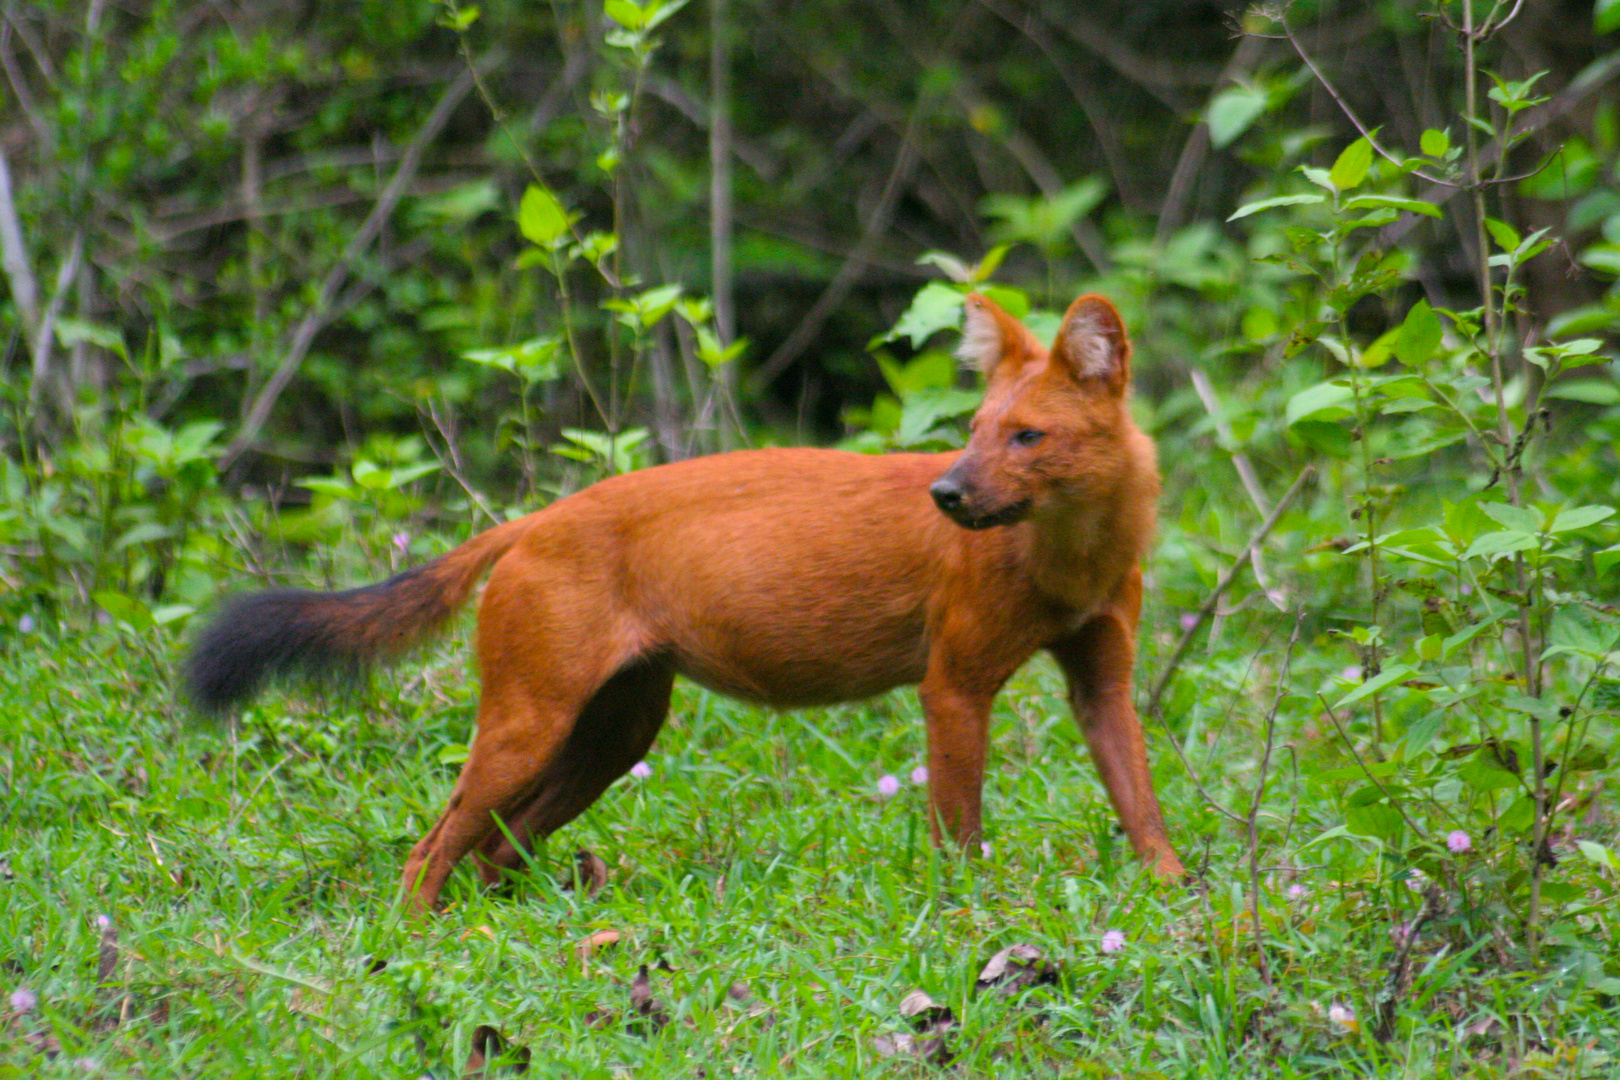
[559,849,609,897]
[975,943,1059,996]
[95,915,119,984]
[628,964,670,1034]
[575,928,622,968]
[874,987,956,1064]
[463,1023,530,1077]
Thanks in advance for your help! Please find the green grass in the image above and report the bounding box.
[1,614,1615,1078]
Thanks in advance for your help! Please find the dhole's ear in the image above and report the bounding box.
[1051,294,1131,391]
[956,292,1038,376]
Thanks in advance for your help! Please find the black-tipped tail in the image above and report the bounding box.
[183,588,368,715]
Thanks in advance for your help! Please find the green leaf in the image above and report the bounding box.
[1543,379,1620,404]
[1206,86,1268,149]
[1576,839,1618,870]
[518,184,568,246]
[873,282,966,349]
[1483,218,1521,253]
[1420,128,1450,157]
[1393,300,1442,366]
[1226,193,1325,221]
[1329,137,1374,191]
[1479,501,1542,533]
[1342,194,1442,218]
[1601,0,1620,34]
[1334,664,1418,709]
[604,0,644,28]
[1548,504,1615,533]
[1345,801,1403,841]
[1461,529,1538,560]
[1458,751,1521,793]
[1285,380,1354,426]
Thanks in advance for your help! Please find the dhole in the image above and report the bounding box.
[185,292,1185,913]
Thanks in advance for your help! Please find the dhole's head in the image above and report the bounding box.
[930,292,1148,530]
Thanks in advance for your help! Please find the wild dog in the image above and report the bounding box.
[185,292,1185,913]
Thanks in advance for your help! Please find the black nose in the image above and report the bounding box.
[930,478,963,513]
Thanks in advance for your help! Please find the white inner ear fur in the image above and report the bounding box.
[955,303,1004,373]
[1061,308,1120,378]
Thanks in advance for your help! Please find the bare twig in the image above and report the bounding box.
[0,145,39,342]
[1369,51,1620,252]
[1315,693,1426,839]
[221,66,478,467]
[1144,465,1313,717]
[747,124,922,392]
[1156,33,1264,246]
[28,231,84,420]
[1372,888,1445,1042]
[1189,368,1290,610]
[1246,610,1306,989]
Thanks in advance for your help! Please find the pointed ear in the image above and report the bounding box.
[956,292,1039,376]
[1051,294,1131,390]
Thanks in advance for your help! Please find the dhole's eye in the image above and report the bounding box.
[1011,429,1045,447]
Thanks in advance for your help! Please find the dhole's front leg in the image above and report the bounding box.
[1051,611,1185,880]
[917,634,1011,847]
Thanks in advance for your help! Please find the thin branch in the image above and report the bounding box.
[1156,32,1264,246]
[1189,368,1288,610]
[1144,465,1314,718]
[748,124,922,392]
[0,145,39,340]
[1276,15,1456,188]
[1316,693,1426,839]
[221,66,478,468]
[1246,610,1306,989]
[28,231,83,419]
[1370,50,1620,252]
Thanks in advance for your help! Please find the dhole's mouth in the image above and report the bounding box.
[940,498,1032,530]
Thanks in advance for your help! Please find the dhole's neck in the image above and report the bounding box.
[1024,453,1157,613]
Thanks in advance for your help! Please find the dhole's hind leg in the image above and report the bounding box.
[474,656,675,883]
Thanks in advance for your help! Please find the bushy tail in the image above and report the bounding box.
[183,516,534,714]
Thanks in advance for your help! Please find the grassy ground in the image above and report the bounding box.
[1,598,1616,1078]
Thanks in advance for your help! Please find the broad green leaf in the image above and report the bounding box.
[1577,839,1617,871]
[1420,128,1450,157]
[518,184,568,245]
[1479,501,1542,533]
[1543,379,1620,404]
[1206,86,1268,149]
[1329,137,1374,191]
[1601,0,1620,34]
[1334,663,1417,709]
[1458,751,1521,793]
[1393,300,1442,366]
[1285,380,1354,426]
[604,0,644,28]
[1548,504,1615,533]
[1345,801,1403,841]
[1483,217,1521,253]
[1597,543,1620,575]
[1227,193,1324,221]
[1343,194,1442,218]
[874,282,965,349]
[1499,694,1561,723]
[1461,529,1538,560]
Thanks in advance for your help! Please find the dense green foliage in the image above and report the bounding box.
[3,0,1620,1075]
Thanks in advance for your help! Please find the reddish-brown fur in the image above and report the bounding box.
[187,291,1185,912]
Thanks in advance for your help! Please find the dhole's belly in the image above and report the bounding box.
[667,589,931,708]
